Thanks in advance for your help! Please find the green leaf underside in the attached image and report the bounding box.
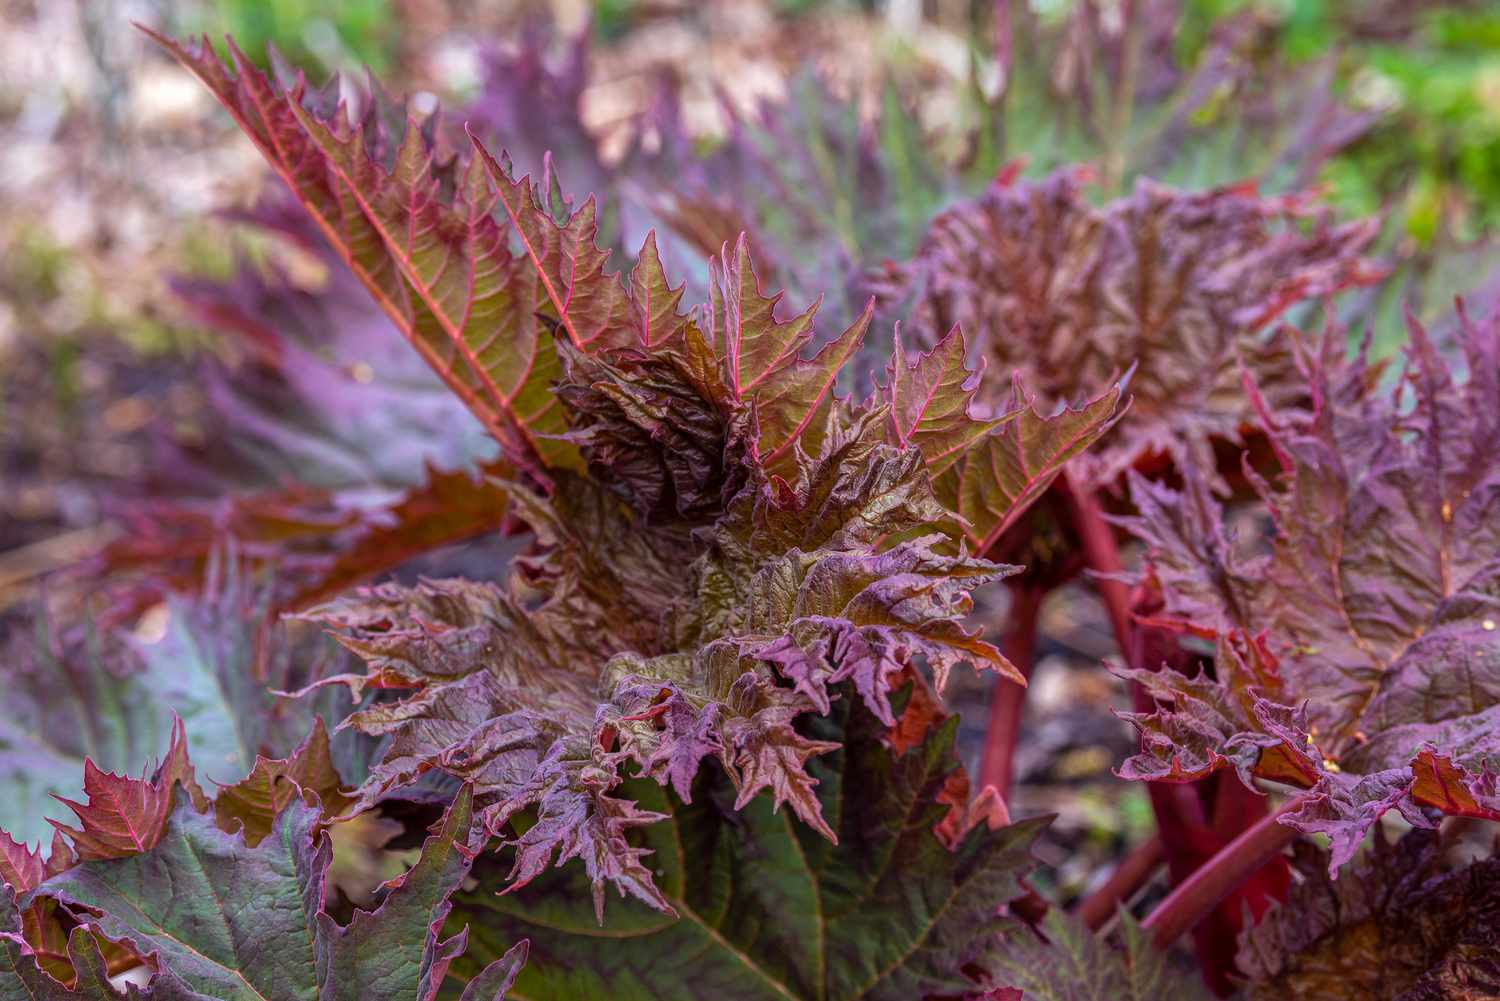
[0,573,329,848]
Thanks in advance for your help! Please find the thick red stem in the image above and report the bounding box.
[1141,799,1301,949]
[1075,833,1165,930]
[1061,470,1271,994]
[978,584,1045,798]
[1058,470,1132,646]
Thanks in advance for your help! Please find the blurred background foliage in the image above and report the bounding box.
[1177,0,1500,242]
[179,0,398,74]
[2,0,1498,906]
[142,0,1500,248]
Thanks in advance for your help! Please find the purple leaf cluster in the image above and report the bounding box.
[1119,306,1500,870]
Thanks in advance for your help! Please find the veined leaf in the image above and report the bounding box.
[706,235,871,471]
[878,169,1379,490]
[146,30,584,472]
[48,718,204,863]
[168,210,495,493]
[212,719,352,846]
[447,689,1047,1001]
[7,785,526,1000]
[881,327,1126,554]
[1118,305,1500,870]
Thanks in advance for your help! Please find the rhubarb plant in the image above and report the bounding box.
[5,12,1500,1001]
[141,24,1123,913]
[0,27,1126,999]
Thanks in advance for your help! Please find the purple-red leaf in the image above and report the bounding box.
[48,717,206,862]
[212,718,353,845]
[879,169,1380,489]
[1119,305,1500,870]
[880,325,1127,557]
[304,414,1012,915]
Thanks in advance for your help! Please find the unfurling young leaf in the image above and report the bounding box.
[143,29,587,473]
[304,407,1016,919]
[1118,304,1500,870]
[47,717,205,863]
[143,31,1124,921]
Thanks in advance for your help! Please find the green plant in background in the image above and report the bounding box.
[174,0,397,74]
[1181,0,1500,246]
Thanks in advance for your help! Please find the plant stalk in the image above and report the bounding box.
[1141,799,1302,949]
[1075,833,1164,930]
[1061,470,1246,993]
[978,583,1046,798]
[1058,469,1133,652]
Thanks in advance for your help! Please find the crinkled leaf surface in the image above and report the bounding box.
[879,170,1378,487]
[446,691,1047,1001]
[1118,308,1500,869]
[1237,830,1500,1000]
[307,411,1014,917]
[155,32,1127,920]
[10,786,526,1001]
[984,909,1213,1001]
[2,886,161,1001]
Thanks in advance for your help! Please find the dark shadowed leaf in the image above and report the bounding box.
[1237,830,1500,1000]
[985,908,1213,1001]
